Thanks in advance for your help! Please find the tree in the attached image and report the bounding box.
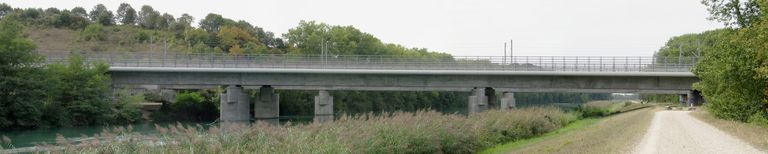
[176,13,194,28]
[185,28,208,47]
[199,13,225,33]
[45,56,112,126]
[217,26,257,53]
[702,0,762,27]
[88,4,114,25]
[71,7,87,18]
[116,3,136,25]
[0,3,11,18]
[156,13,175,30]
[137,5,160,29]
[0,17,43,129]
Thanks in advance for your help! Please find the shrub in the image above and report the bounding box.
[58,107,577,153]
[80,24,105,41]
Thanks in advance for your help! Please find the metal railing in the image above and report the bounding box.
[41,52,696,72]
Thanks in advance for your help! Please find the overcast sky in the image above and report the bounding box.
[4,0,722,56]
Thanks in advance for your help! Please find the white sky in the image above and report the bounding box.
[4,0,722,56]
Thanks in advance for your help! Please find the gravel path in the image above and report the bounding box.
[634,111,763,154]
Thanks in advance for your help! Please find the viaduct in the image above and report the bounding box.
[46,53,701,123]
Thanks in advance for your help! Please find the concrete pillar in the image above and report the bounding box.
[314,90,333,123]
[255,86,279,124]
[219,85,250,122]
[468,88,489,114]
[500,92,516,110]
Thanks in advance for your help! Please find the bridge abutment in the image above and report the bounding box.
[314,90,333,123]
[255,86,279,124]
[500,92,516,110]
[220,85,250,122]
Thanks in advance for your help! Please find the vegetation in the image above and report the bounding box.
[655,0,768,122]
[485,107,656,154]
[34,107,578,153]
[579,101,632,117]
[0,17,142,130]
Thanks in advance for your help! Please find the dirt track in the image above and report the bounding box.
[633,111,763,154]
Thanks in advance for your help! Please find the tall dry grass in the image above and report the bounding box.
[54,107,577,153]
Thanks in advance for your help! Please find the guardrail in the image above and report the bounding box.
[41,52,696,72]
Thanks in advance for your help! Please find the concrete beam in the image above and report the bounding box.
[314,90,333,123]
[110,71,698,94]
[220,85,249,122]
[109,67,696,77]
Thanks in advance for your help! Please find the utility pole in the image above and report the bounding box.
[510,40,514,64]
[503,42,507,65]
[321,40,326,65]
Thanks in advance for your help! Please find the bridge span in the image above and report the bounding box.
[45,52,700,123]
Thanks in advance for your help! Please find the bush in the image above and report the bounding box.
[578,101,629,117]
[58,107,577,153]
[748,112,768,127]
[155,91,219,122]
[80,24,105,41]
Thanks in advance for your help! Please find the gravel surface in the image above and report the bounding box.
[634,111,764,154]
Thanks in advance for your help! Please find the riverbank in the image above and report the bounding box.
[482,105,655,153]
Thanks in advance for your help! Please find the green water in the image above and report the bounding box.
[0,116,313,149]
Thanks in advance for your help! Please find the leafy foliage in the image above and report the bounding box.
[116,3,136,25]
[80,23,104,41]
[88,4,113,25]
[0,17,42,129]
[702,0,763,27]
[656,0,768,121]
[0,17,142,129]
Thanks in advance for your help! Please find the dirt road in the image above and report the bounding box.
[634,111,763,154]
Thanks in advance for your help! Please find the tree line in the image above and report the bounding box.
[656,0,768,123]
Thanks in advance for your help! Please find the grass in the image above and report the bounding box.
[480,118,601,154]
[482,103,657,154]
[690,108,768,151]
[24,26,178,53]
[28,107,580,153]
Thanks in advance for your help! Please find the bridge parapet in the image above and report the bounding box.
[41,52,695,72]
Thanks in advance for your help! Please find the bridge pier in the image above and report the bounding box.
[255,86,279,124]
[469,87,495,114]
[220,85,250,122]
[314,90,334,123]
[500,92,516,110]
